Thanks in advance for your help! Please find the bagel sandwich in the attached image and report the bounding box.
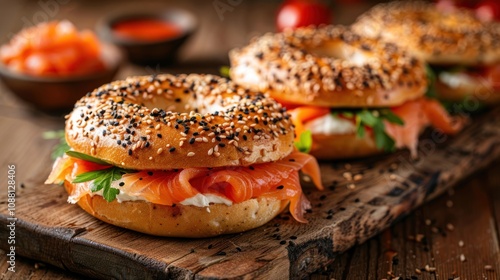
[353,1,500,105]
[45,74,323,237]
[229,25,464,159]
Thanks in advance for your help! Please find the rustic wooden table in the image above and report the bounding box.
[0,0,499,279]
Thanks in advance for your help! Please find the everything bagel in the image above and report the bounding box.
[354,1,500,104]
[353,1,500,65]
[46,74,323,237]
[229,25,428,108]
[66,74,295,170]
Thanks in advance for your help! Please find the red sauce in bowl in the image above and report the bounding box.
[112,19,182,42]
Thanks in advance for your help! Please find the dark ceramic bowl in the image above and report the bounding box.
[0,43,122,113]
[98,8,197,66]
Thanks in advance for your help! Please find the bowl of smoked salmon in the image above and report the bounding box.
[97,8,197,66]
[0,20,122,113]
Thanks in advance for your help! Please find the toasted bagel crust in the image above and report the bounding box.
[65,74,294,170]
[65,181,289,238]
[310,133,382,160]
[229,25,427,108]
[353,1,500,66]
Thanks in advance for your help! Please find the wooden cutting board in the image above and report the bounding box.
[1,108,500,280]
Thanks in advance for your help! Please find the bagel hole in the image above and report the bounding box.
[305,41,371,67]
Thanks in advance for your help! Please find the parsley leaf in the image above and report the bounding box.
[66,151,109,165]
[73,166,133,202]
[43,130,70,160]
[332,109,404,152]
[294,130,313,153]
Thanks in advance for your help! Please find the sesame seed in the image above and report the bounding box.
[187,152,195,157]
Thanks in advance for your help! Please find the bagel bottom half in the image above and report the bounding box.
[309,133,382,160]
[435,79,500,105]
[64,182,289,238]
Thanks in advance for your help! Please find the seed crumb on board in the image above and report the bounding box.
[446,200,454,208]
[446,223,455,231]
[424,264,436,272]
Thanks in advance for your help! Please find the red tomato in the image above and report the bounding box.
[484,65,500,89]
[276,0,331,32]
[475,0,500,22]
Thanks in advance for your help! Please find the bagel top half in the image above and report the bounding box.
[353,1,500,66]
[229,25,428,108]
[65,74,295,170]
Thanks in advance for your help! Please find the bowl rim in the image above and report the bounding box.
[97,7,198,46]
[0,42,123,83]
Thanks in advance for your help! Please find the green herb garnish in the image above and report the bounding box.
[294,130,313,153]
[425,64,438,99]
[334,109,404,152]
[43,130,70,160]
[73,167,132,202]
[66,150,109,165]
[66,151,135,202]
[219,66,231,78]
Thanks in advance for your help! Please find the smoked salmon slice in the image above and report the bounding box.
[46,151,323,223]
[386,97,465,157]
